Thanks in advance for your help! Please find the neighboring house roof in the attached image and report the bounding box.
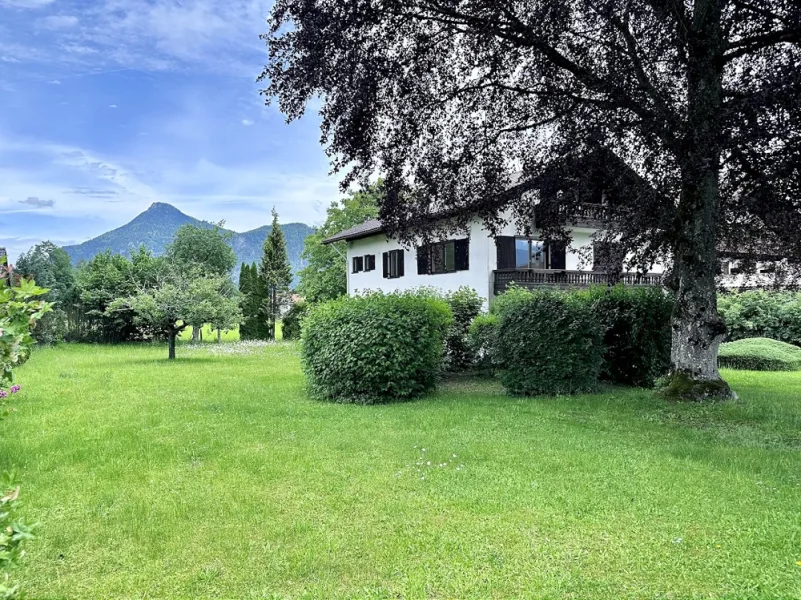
[322,218,384,244]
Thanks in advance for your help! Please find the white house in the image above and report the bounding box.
[324,208,666,305]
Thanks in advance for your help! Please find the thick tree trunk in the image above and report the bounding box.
[663,172,734,401]
[217,328,222,343]
[660,0,735,401]
[168,333,177,360]
[192,326,200,344]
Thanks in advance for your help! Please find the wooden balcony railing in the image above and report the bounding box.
[494,269,663,294]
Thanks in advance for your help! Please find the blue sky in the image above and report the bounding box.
[0,0,339,261]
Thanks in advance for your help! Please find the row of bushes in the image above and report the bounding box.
[469,286,673,395]
[300,285,674,403]
[718,290,801,347]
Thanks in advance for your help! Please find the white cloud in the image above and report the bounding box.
[49,79,61,85]
[109,104,117,108]
[42,15,79,29]
[241,119,254,126]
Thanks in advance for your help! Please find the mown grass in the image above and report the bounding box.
[178,322,283,343]
[6,343,801,599]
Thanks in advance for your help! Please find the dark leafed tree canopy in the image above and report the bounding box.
[260,0,801,399]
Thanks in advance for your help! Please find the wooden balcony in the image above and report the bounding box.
[494,269,663,295]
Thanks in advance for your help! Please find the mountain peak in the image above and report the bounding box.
[145,202,183,214]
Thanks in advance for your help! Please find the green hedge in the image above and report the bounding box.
[467,313,500,375]
[443,287,484,372]
[583,285,673,387]
[718,337,801,371]
[301,292,452,403]
[493,288,604,395]
[718,291,801,347]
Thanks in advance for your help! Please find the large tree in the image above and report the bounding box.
[260,209,293,340]
[261,0,801,400]
[298,182,381,304]
[16,242,77,344]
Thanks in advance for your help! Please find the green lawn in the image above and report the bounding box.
[178,322,283,343]
[6,344,801,599]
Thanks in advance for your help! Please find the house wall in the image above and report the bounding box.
[347,219,497,304]
[345,217,657,304]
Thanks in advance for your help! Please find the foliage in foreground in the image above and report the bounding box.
[718,338,801,372]
[302,292,452,403]
[0,275,49,598]
[493,288,604,395]
[718,291,801,347]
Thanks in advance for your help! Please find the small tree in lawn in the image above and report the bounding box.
[166,223,237,342]
[110,271,241,359]
[260,209,292,340]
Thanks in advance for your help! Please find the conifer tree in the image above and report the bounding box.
[260,209,293,340]
[238,263,253,340]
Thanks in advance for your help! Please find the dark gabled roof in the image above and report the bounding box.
[322,218,384,244]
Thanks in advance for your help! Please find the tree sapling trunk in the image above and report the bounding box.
[168,332,177,360]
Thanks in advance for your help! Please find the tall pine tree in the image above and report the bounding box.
[260,209,293,341]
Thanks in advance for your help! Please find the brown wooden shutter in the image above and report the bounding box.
[382,252,389,278]
[454,239,469,271]
[495,236,516,269]
[417,245,430,275]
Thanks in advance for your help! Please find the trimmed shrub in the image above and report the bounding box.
[583,285,673,387]
[718,337,801,371]
[301,291,452,403]
[443,287,484,371]
[467,313,500,375]
[494,288,604,395]
[282,300,308,341]
[718,291,801,347]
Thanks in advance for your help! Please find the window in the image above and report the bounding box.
[500,237,562,270]
[352,255,375,274]
[417,239,469,275]
[383,249,405,279]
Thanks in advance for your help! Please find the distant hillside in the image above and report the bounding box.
[63,202,314,284]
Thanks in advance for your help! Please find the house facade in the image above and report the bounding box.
[324,209,666,305]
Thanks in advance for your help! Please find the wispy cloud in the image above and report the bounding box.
[241,119,254,126]
[18,196,54,208]
[0,0,55,7]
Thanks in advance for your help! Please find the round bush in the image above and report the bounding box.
[494,288,604,395]
[301,292,452,403]
[718,337,801,371]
